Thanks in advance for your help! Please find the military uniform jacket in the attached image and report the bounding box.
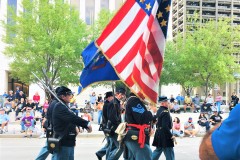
[125,96,153,125]
[52,101,89,147]
[47,99,59,124]
[107,97,121,130]
[152,106,174,148]
[102,100,111,129]
[125,96,153,144]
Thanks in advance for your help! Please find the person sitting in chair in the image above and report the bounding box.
[170,100,181,113]
[183,94,194,113]
[209,111,222,126]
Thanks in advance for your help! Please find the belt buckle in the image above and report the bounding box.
[131,135,138,140]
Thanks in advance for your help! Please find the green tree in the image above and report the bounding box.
[161,41,200,95]
[91,9,115,40]
[3,0,88,97]
[161,19,240,96]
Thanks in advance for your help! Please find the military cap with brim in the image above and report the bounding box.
[55,87,61,94]
[116,87,126,95]
[57,86,73,96]
[105,91,113,98]
[158,96,169,102]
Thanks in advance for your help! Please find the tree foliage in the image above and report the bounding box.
[161,18,240,96]
[3,0,88,95]
[91,9,115,40]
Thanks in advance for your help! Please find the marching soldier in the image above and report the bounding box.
[95,91,115,160]
[105,88,126,160]
[152,96,175,160]
[51,86,92,159]
[124,92,154,160]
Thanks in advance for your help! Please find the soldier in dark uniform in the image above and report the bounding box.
[106,88,126,160]
[52,86,92,160]
[124,92,154,160]
[95,91,115,160]
[152,96,175,160]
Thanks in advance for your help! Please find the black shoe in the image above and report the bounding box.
[95,153,102,160]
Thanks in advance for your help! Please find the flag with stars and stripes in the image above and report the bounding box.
[95,0,171,103]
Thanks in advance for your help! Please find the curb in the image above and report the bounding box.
[0,133,205,138]
[0,133,105,138]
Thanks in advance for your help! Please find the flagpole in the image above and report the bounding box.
[112,82,115,96]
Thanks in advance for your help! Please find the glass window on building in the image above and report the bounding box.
[8,73,29,98]
[101,0,109,9]
[7,0,17,23]
[85,0,95,25]
[7,0,17,42]
[70,0,80,12]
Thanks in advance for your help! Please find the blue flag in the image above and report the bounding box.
[79,41,119,93]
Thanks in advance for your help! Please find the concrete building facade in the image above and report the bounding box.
[172,0,240,38]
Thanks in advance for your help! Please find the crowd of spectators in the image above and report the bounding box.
[167,92,239,114]
[0,89,236,139]
[170,112,222,138]
[0,87,48,136]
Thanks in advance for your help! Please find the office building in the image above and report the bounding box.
[172,0,240,102]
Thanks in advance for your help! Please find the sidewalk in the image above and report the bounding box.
[0,112,229,138]
[0,121,104,138]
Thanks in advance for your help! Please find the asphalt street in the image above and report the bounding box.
[0,112,229,159]
[0,136,202,160]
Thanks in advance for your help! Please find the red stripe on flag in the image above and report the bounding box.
[142,58,154,79]
[153,62,163,81]
[139,32,164,81]
[105,9,146,59]
[115,37,142,73]
[137,92,145,100]
[125,75,134,87]
[148,32,164,78]
[138,38,154,80]
[147,14,155,29]
[148,32,163,65]
[96,0,136,45]
[132,66,158,102]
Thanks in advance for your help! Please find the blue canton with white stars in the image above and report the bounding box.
[136,0,172,38]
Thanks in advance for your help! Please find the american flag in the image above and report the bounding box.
[96,0,171,103]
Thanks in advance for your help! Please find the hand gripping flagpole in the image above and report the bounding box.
[31,72,66,106]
